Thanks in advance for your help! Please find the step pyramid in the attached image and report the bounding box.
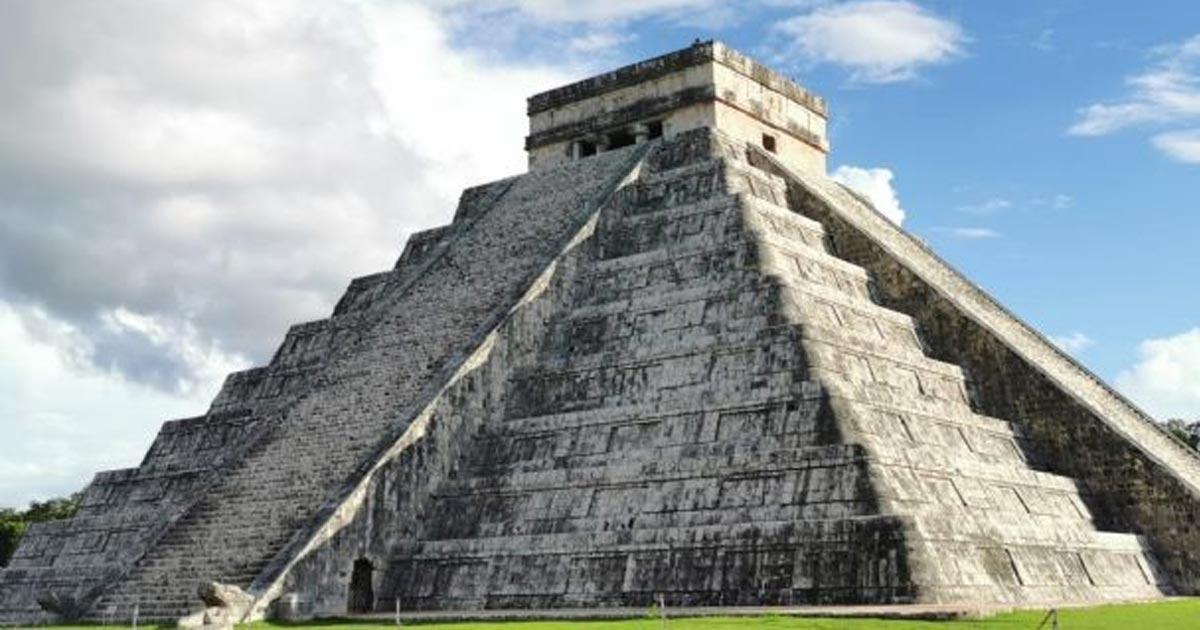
[3,40,1198,626]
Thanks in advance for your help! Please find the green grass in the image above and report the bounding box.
[241,598,1200,630]
[35,599,1200,630]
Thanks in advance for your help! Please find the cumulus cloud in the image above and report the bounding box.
[1050,332,1096,354]
[0,303,217,507]
[1070,34,1200,164]
[772,0,966,83]
[1117,328,1200,420]
[0,1,571,391]
[0,0,579,505]
[830,165,906,224]
[429,0,721,24]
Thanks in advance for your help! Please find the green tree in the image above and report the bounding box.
[0,512,28,568]
[1165,418,1200,451]
[0,492,81,567]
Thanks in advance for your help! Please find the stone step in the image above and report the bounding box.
[505,346,807,419]
[619,152,792,215]
[588,219,865,288]
[566,273,776,322]
[558,301,929,373]
[511,366,803,419]
[806,335,966,384]
[444,435,1092,530]
[464,428,832,478]
[432,497,875,541]
[438,443,866,498]
[567,266,922,361]
[580,247,876,317]
[515,327,963,419]
[815,365,972,414]
[599,193,827,261]
[497,383,822,433]
[404,515,906,559]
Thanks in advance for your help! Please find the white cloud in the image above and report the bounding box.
[1117,327,1200,420]
[0,1,575,385]
[941,227,1001,240]
[568,31,635,54]
[1006,193,1073,210]
[1069,37,1200,136]
[1050,332,1095,354]
[1032,28,1055,53]
[772,0,966,83]
[1152,129,1200,163]
[959,197,1012,214]
[521,0,714,22]
[1070,35,1200,164]
[365,2,573,199]
[0,303,223,507]
[428,0,718,23]
[830,165,906,224]
[0,0,584,506]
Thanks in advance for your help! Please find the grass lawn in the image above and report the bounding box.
[37,599,1200,630]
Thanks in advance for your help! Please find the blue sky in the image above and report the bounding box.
[1,0,1198,508]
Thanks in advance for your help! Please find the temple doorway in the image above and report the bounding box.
[348,558,374,613]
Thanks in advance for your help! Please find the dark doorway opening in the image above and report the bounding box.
[646,120,664,139]
[762,133,778,153]
[348,558,374,613]
[579,140,598,157]
[607,129,636,149]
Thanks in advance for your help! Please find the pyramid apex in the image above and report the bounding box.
[526,40,829,174]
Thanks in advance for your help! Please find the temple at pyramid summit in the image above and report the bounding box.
[6,40,1200,626]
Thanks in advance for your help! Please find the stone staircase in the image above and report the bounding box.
[67,147,646,623]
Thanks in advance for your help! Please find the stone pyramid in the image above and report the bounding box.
[4,41,1200,626]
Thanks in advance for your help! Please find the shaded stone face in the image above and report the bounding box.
[2,42,1198,627]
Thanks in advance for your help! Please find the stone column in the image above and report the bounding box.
[633,123,650,144]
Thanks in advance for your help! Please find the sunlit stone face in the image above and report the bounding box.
[525,41,829,175]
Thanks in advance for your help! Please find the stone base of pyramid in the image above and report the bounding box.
[344,598,1177,624]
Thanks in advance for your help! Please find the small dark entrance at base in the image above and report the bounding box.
[348,558,374,613]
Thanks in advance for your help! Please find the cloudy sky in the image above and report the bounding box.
[1,0,1198,508]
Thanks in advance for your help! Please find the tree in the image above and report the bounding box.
[0,513,28,568]
[0,492,81,567]
[1165,418,1200,451]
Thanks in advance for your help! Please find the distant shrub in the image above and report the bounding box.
[1165,418,1200,451]
[0,492,81,567]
